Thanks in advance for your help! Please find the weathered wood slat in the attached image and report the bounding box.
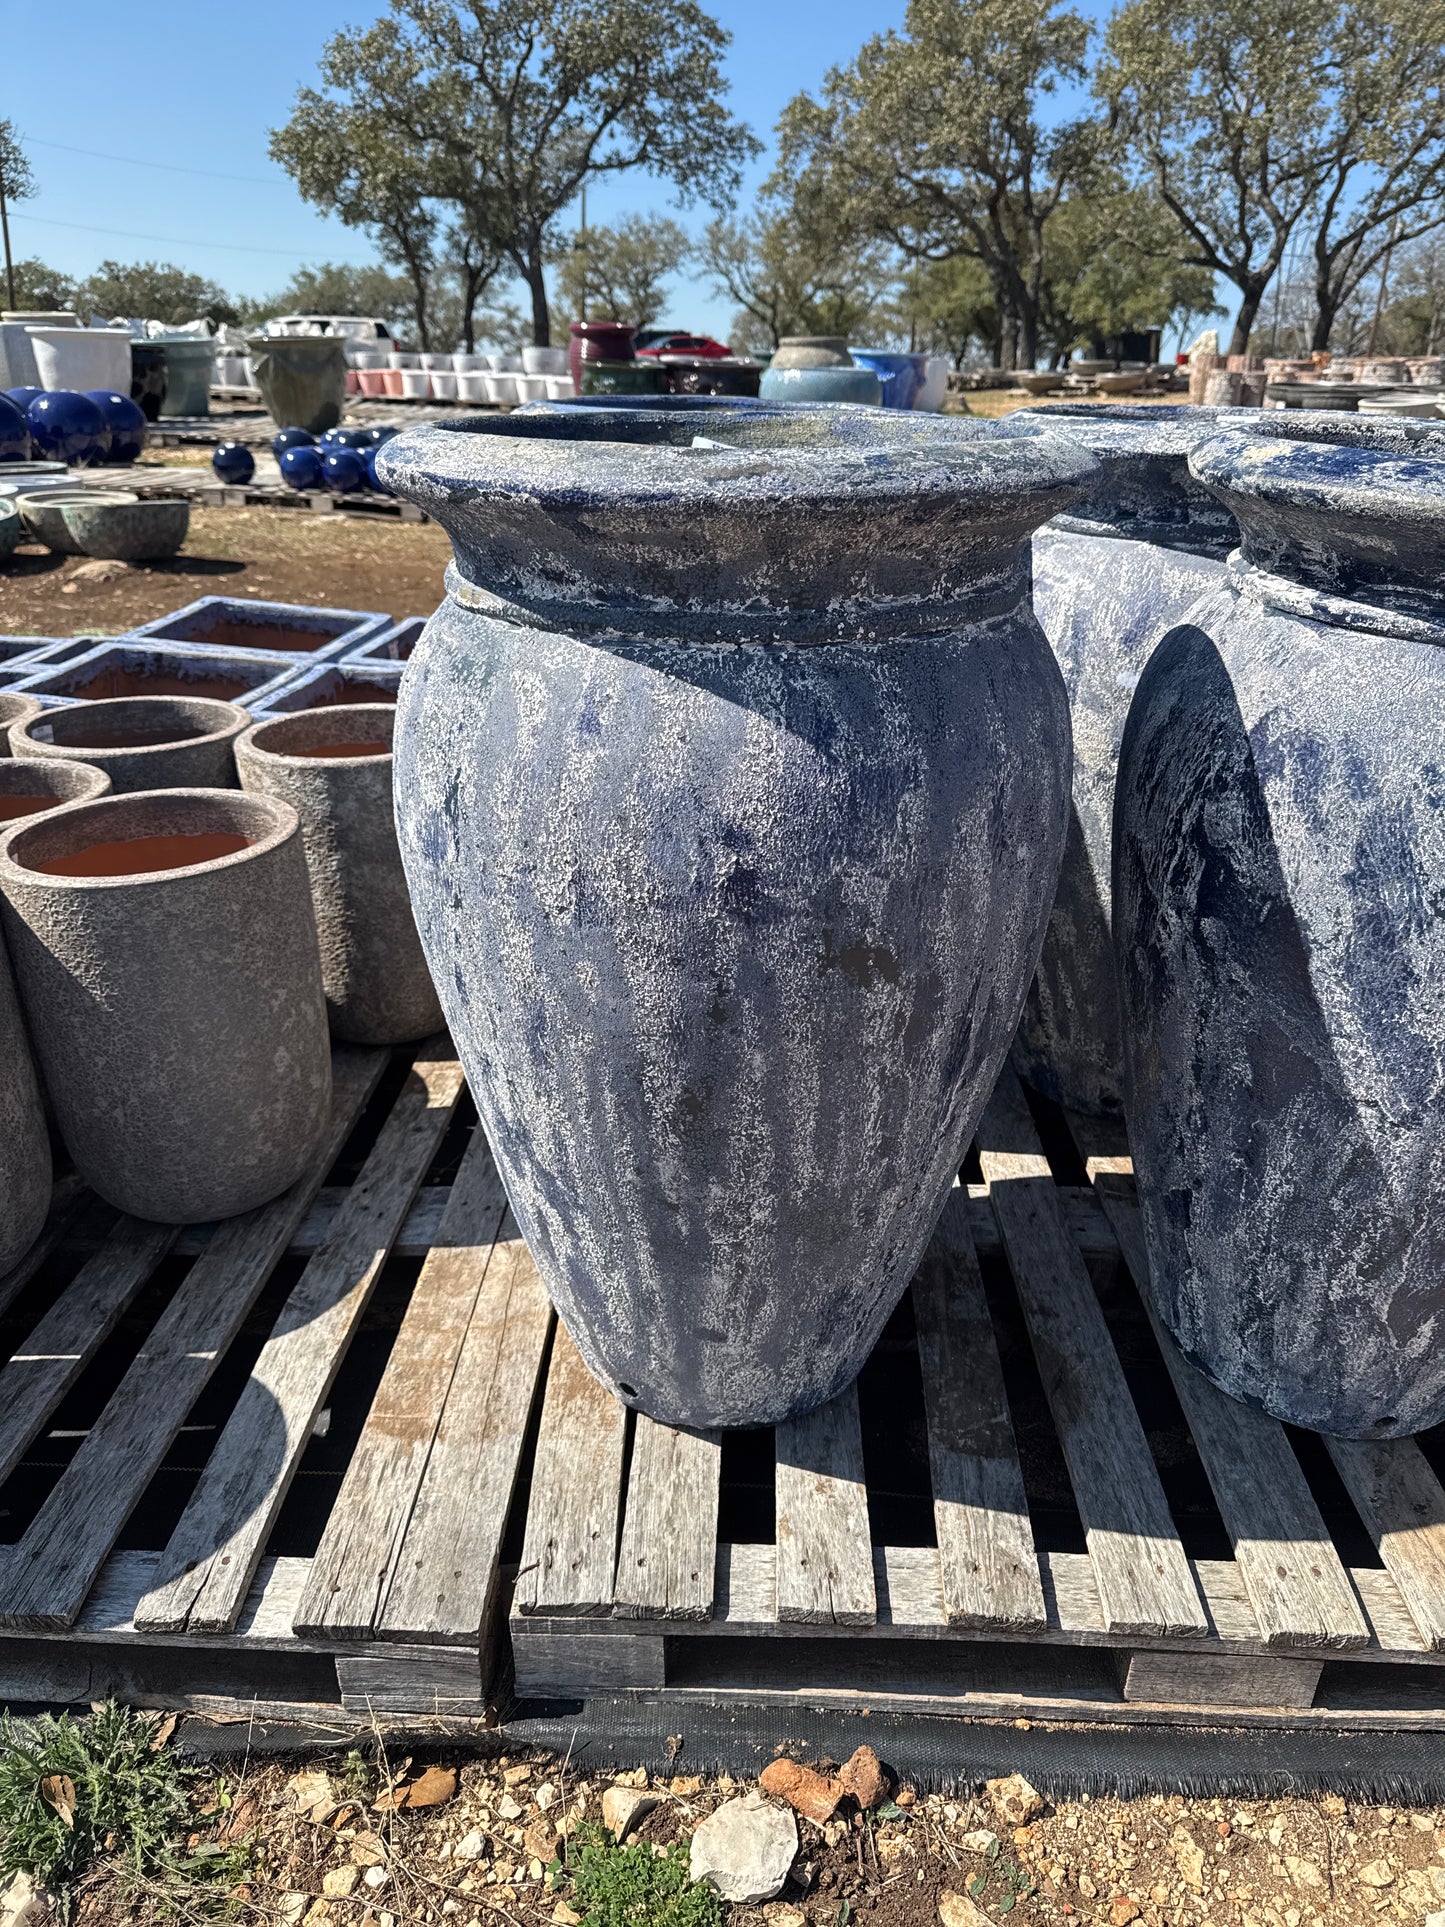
[511,1627,666,1696]
[374,1213,553,1644]
[134,1041,465,1636]
[1064,1111,1370,1655]
[977,1067,1207,1639]
[775,1384,876,1627]
[0,1216,178,1489]
[0,1050,388,1632]
[1116,1649,1323,1709]
[913,1186,1046,1632]
[613,1418,721,1621]
[292,1127,512,1640]
[514,1322,628,1617]
[1327,1436,1445,1652]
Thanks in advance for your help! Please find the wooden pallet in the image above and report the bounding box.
[0,1037,551,1723]
[189,483,430,522]
[509,1064,1445,1731]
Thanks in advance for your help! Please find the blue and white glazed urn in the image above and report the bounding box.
[377,403,1095,1426]
[1115,412,1445,1437]
[1009,403,1240,1117]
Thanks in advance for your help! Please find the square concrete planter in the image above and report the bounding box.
[252,661,404,715]
[125,596,389,663]
[346,616,428,665]
[8,641,304,711]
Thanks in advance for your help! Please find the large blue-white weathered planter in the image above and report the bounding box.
[378,404,1095,1426]
[1009,403,1240,1116]
[1115,412,1445,1437]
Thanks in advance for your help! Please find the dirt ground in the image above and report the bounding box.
[71,1743,1445,1927]
[0,501,452,642]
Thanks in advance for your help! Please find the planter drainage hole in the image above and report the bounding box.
[617,1382,638,1399]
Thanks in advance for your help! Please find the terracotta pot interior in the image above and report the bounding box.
[30,697,241,754]
[161,616,346,655]
[248,703,395,762]
[0,795,55,822]
[305,679,398,709]
[63,664,254,703]
[7,790,283,880]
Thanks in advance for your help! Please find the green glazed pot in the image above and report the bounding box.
[151,337,216,418]
[582,359,665,396]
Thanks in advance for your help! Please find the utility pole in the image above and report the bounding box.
[0,173,15,313]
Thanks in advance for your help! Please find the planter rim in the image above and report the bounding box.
[1190,412,1445,622]
[240,702,395,764]
[375,407,1097,513]
[10,693,251,764]
[1014,401,1247,460]
[0,755,110,799]
[0,785,297,891]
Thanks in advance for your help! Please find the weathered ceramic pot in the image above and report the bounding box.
[1008,404,1240,1116]
[0,787,332,1223]
[0,694,42,753]
[0,756,111,819]
[236,704,443,1045]
[759,364,882,406]
[0,915,49,1272]
[1115,412,1445,1437]
[377,404,1093,1426]
[9,694,250,791]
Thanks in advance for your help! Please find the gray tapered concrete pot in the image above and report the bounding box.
[0,919,49,1272]
[0,756,111,819]
[236,704,443,1045]
[1008,403,1242,1116]
[1115,411,1445,1437]
[376,401,1095,1427]
[0,787,332,1223]
[0,694,41,754]
[9,694,249,792]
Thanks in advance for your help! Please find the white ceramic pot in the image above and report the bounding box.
[451,352,485,373]
[431,372,458,400]
[387,352,419,369]
[522,346,570,376]
[26,328,133,395]
[491,352,523,373]
[513,373,550,402]
[400,370,432,399]
[456,373,491,403]
[352,351,387,370]
[545,374,576,401]
[916,356,951,412]
[484,374,518,405]
[420,353,451,371]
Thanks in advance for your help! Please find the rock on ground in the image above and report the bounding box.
[939,1890,991,1927]
[759,1758,840,1825]
[988,1772,1045,1828]
[689,1792,799,1903]
[600,1785,658,1839]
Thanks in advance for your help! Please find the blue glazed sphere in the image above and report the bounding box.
[279,444,325,492]
[6,386,44,416]
[271,425,316,459]
[27,390,110,466]
[364,424,399,448]
[0,393,29,462]
[364,445,392,494]
[212,441,256,485]
[84,390,148,464]
[322,425,372,450]
[322,447,367,493]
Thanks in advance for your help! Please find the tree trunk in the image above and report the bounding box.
[1310,291,1338,354]
[1228,277,1269,356]
[524,248,551,347]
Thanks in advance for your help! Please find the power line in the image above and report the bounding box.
[8,211,326,260]
[22,135,283,188]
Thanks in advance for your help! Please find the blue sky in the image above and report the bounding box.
[8,0,1220,350]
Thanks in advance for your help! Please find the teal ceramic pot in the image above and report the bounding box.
[152,337,215,417]
[760,364,882,406]
[582,359,665,396]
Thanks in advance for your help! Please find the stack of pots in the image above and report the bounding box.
[374,402,1096,1425]
[569,321,663,398]
[0,677,442,1247]
[760,338,882,406]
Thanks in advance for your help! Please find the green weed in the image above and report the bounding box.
[568,1820,725,1927]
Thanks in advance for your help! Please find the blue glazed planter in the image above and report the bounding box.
[377,403,1094,1426]
[26,391,110,466]
[1115,412,1445,1437]
[759,364,882,406]
[84,390,148,465]
[850,349,929,409]
[1008,404,1241,1116]
[0,394,30,463]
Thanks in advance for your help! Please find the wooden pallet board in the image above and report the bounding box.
[510,1068,1445,1727]
[0,1037,550,1720]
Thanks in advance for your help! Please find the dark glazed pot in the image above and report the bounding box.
[9,694,250,791]
[377,403,1094,1426]
[1114,412,1445,1436]
[1008,403,1241,1116]
[236,704,443,1045]
[0,787,332,1223]
[129,342,169,423]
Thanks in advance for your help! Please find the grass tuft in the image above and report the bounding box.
[568,1820,726,1927]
